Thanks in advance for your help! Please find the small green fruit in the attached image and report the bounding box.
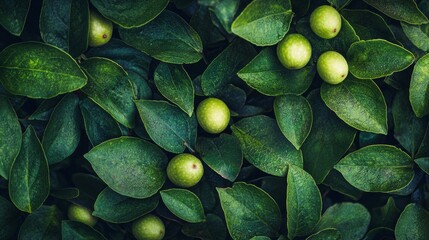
[68,204,98,227]
[310,5,342,39]
[277,33,312,69]
[167,153,204,188]
[196,98,230,134]
[132,214,165,240]
[88,11,113,47]
[317,51,348,84]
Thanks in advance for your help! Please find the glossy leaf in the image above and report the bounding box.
[182,214,227,240]
[90,0,168,28]
[119,10,203,64]
[9,126,50,213]
[302,90,356,184]
[401,22,429,51]
[0,96,21,179]
[287,165,322,239]
[62,221,106,240]
[135,100,197,153]
[18,205,61,240]
[306,229,342,240]
[93,188,159,223]
[210,0,240,33]
[395,203,429,240]
[323,169,362,200]
[415,157,429,174]
[237,48,315,96]
[363,0,428,25]
[410,53,429,117]
[160,189,205,223]
[40,0,89,57]
[217,182,282,240]
[314,203,370,240]
[274,94,312,150]
[335,145,414,192]
[84,137,168,198]
[321,77,388,135]
[0,196,20,239]
[0,0,31,35]
[231,115,303,177]
[347,39,415,79]
[0,42,87,98]
[154,63,194,116]
[80,57,136,128]
[231,0,293,46]
[370,197,400,229]
[42,93,81,165]
[196,134,243,182]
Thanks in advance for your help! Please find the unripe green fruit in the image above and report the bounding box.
[88,11,113,47]
[277,33,312,70]
[196,98,230,134]
[317,51,348,84]
[132,214,165,240]
[67,204,98,227]
[167,153,204,188]
[310,5,342,39]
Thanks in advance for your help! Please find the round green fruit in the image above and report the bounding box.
[196,98,230,134]
[68,204,98,227]
[277,33,312,70]
[132,214,165,240]
[167,153,204,188]
[88,11,113,47]
[310,5,342,39]
[317,51,348,84]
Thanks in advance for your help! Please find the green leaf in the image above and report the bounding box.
[42,93,81,165]
[365,227,395,240]
[321,77,388,135]
[119,10,203,64]
[0,42,87,98]
[0,196,20,239]
[50,188,80,200]
[302,90,356,184]
[363,0,428,25]
[306,228,342,240]
[370,197,400,229]
[323,169,362,201]
[415,157,429,174]
[216,84,246,111]
[327,0,351,9]
[93,188,159,223]
[62,221,106,240]
[274,94,312,150]
[410,53,429,117]
[80,98,122,146]
[0,0,31,36]
[286,165,322,239]
[182,214,227,240]
[40,0,89,57]
[231,0,293,46]
[392,91,427,156]
[190,6,225,46]
[210,0,240,34]
[90,0,168,28]
[135,100,197,153]
[28,96,60,121]
[237,48,315,96]
[18,205,61,240]
[154,63,194,116]
[395,203,429,240]
[0,96,21,179]
[314,203,370,240]
[334,145,414,192]
[196,134,243,182]
[201,39,256,96]
[217,182,282,240]
[231,115,303,177]
[347,39,415,79]
[80,57,136,128]
[9,126,50,213]
[84,137,168,198]
[160,189,205,223]
[401,22,429,51]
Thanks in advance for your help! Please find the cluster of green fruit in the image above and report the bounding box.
[277,5,348,85]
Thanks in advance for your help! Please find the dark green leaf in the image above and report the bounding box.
[0,196,20,239]
[323,169,362,200]
[327,0,351,9]
[231,115,303,177]
[9,126,50,213]
[62,221,106,240]
[365,227,395,240]
[50,188,80,200]
[0,42,87,98]
[28,96,60,121]
[210,0,240,34]
[370,197,400,229]
[395,203,429,240]
[217,182,282,240]
[306,228,342,240]
[0,0,31,35]
[363,0,428,25]
[347,39,415,79]
[160,188,205,223]
[154,63,194,116]
[415,157,429,175]
[182,214,227,240]
[135,100,197,153]
[190,6,225,46]
[231,0,293,46]
[335,145,414,192]
[93,188,159,223]
[215,84,246,111]
[410,53,429,117]
[84,137,168,198]
[119,10,203,64]
[237,48,315,96]
[401,22,429,51]
[18,205,61,240]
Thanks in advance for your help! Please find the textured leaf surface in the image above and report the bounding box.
[370,197,400,229]
[160,189,205,223]
[401,22,429,51]
[415,157,429,174]
[395,203,429,240]
[182,214,227,240]
[306,229,342,240]
[410,53,429,117]
[363,0,428,24]
[0,0,31,35]
[18,205,61,240]
[62,221,106,240]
